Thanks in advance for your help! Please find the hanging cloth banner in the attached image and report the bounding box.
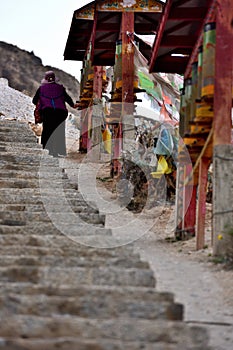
[132,40,182,125]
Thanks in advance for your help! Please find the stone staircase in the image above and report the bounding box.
[0,120,211,349]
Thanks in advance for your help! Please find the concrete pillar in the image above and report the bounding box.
[213,145,233,258]
[90,100,102,162]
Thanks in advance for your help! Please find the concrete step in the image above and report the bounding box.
[0,140,40,148]
[0,178,78,190]
[0,126,35,135]
[0,189,92,205]
[0,285,181,320]
[0,144,43,154]
[0,162,64,172]
[0,187,84,197]
[0,203,99,214]
[0,283,171,302]
[0,227,114,244]
[0,315,210,349]
[0,253,150,269]
[0,211,105,226]
[0,152,59,165]
[0,239,137,259]
[0,134,38,143]
[0,169,67,179]
[0,121,34,130]
[0,264,156,288]
[0,337,211,350]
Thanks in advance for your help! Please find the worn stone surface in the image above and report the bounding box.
[0,120,212,349]
[213,144,233,258]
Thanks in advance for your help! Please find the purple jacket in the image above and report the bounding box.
[39,83,67,111]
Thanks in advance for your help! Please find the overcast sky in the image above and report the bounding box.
[0,0,91,80]
[0,1,167,81]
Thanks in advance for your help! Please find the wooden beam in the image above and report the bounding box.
[184,128,213,186]
[213,0,232,145]
[96,22,157,33]
[96,23,120,32]
[174,0,192,6]
[90,4,98,63]
[149,0,173,73]
[169,7,208,21]
[160,35,197,48]
[95,31,117,42]
[93,42,117,50]
[164,21,192,36]
[122,11,135,104]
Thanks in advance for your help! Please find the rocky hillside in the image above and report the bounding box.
[0,41,80,102]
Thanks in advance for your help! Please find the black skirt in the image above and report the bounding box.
[41,108,68,157]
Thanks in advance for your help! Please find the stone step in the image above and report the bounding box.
[0,144,44,154]
[0,188,83,196]
[0,178,77,190]
[0,186,88,199]
[0,169,68,180]
[0,337,210,350]
[0,146,43,155]
[0,211,105,226]
[0,152,59,165]
[0,162,64,172]
[2,242,151,259]
[0,198,99,215]
[0,288,180,320]
[0,241,137,259]
[0,220,112,241]
[0,128,35,136]
[0,134,37,143]
[0,122,33,129]
[0,121,33,130]
[0,190,91,205]
[0,126,36,134]
[0,265,156,288]
[0,203,98,214]
[0,253,150,269]
[0,316,210,349]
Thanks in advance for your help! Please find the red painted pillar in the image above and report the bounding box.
[122,11,135,106]
[196,157,210,249]
[213,0,232,145]
[113,11,135,174]
[93,66,103,99]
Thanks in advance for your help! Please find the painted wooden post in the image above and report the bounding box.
[121,11,135,158]
[213,1,232,146]
[184,185,197,236]
[122,11,134,105]
[91,66,103,161]
[196,157,210,249]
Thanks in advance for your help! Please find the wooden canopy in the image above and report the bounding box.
[149,0,215,75]
[64,0,164,66]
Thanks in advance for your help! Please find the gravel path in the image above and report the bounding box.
[134,230,233,350]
